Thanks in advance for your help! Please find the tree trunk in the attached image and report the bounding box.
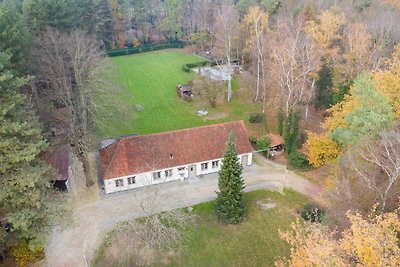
[82,153,94,187]
[254,58,260,101]
[226,34,232,102]
[29,81,42,116]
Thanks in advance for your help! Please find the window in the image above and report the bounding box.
[178,167,185,171]
[212,160,219,168]
[153,171,161,180]
[127,176,136,185]
[201,163,208,171]
[165,169,173,177]
[115,178,124,187]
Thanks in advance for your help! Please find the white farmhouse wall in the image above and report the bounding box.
[239,152,253,166]
[104,152,253,194]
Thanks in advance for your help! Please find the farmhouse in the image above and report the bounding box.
[99,121,253,194]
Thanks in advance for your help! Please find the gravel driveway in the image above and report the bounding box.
[44,153,320,267]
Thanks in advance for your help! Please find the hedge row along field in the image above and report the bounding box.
[181,60,218,72]
[107,42,184,57]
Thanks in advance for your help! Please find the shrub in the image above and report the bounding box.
[288,150,308,168]
[256,135,271,152]
[11,243,44,267]
[301,203,324,222]
[249,136,257,145]
[182,65,190,72]
[186,61,209,68]
[182,61,210,72]
[249,113,265,123]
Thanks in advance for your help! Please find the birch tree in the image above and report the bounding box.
[213,1,239,102]
[244,6,269,103]
[271,17,320,118]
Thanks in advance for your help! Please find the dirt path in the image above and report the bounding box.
[44,153,320,267]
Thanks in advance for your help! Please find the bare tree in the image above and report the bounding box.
[324,125,400,229]
[212,1,239,102]
[192,75,224,108]
[271,17,320,118]
[348,128,400,214]
[34,28,130,187]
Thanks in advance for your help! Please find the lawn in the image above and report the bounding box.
[165,189,307,267]
[98,49,264,138]
[92,189,308,267]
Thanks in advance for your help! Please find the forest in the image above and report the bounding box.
[0,0,399,266]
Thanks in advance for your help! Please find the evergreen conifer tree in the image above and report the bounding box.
[215,135,246,224]
[0,51,67,250]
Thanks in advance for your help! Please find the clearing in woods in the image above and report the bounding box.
[98,49,264,138]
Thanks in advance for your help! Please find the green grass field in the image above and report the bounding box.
[98,49,263,138]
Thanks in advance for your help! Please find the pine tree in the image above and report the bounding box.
[315,63,334,110]
[0,51,67,250]
[215,135,246,224]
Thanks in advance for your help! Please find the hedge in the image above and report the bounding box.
[249,113,265,123]
[182,60,211,72]
[107,42,184,57]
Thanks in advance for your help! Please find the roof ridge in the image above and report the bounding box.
[119,120,245,141]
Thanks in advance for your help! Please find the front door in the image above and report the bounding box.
[189,164,196,177]
[241,155,248,168]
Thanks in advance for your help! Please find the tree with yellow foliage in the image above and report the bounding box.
[277,210,400,266]
[306,73,393,166]
[305,133,341,167]
[374,45,400,119]
[305,9,346,62]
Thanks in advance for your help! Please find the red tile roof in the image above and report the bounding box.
[41,145,70,181]
[268,133,284,147]
[99,121,253,180]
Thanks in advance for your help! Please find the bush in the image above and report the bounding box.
[288,150,308,168]
[256,135,271,152]
[11,243,44,267]
[249,136,257,145]
[182,65,190,72]
[249,113,265,123]
[181,61,210,72]
[186,61,209,68]
[301,203,324,222]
